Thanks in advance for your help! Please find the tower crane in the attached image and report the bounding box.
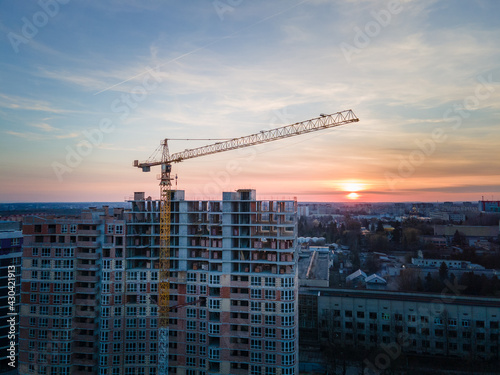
[133,109,359,375]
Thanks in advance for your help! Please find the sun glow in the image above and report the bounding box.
[341,182,365,192]
[347,192,360,200]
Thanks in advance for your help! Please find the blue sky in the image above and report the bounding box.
[0,0,499,202]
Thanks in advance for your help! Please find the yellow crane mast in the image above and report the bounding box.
[134,109,359,375]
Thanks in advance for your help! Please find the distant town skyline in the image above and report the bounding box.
[1,1,499,203]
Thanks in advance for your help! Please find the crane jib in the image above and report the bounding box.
[135,109,359,168]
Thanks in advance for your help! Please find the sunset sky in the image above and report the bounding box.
[1,0,499,203]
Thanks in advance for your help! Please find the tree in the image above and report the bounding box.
[439,262,449,281]
[351,251,361,270]
[398,268,419,291]
[452,230,466,246]
[365,254,381,274]
[369,234,389,252]
[376,221,385,233]
[416,276,424,292]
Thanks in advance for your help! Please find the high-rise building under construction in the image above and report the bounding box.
[18,190,299,375]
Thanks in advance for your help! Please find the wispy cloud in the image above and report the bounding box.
[0,93,70,114]
[5,130,79,141]
[30,122,56,132]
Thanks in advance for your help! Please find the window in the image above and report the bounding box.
[209,347,220,360]
[209,323,220,334]
[251,352,262,362]
[462,320,470,328]
[282,302,294,314]
[265,303,276,312]
[265,315,276,325]
[265,328,276,338]
[251,314,261,324]
[251,276,261,286]
[187,321,196,330]
[265,290,276,299]
[251,327,262,337]
[42,248,51,257]
[251,302,261,312]
[61,225,67,233]
[282,341,295,353]
[187,284,197,294]
[209,274,220,284]
[115,225,123,234]
[251,339,261,350]
[209,299,221,310]
[251,289,261,299]
[382,313,390,320]
[265,277,275,287]
[265,353,276,364]
[265,341,276,351]
[282,328,294,339]
[282,290,294,301]
[282,353,295,366]
[32,248,39,256]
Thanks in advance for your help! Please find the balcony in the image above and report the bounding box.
[77,322,97,330]
[75,298,98,306]
[78,229,101,236]
[74,346,97,354]
[77,241,100,248]
[75,309,96,318]
[73,357,95,366]
[76,275,99,283]
[75,287,96,294]
[76,264,99,271]
[76,252,100,260]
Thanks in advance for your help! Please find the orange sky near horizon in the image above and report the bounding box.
[1,2,499,203]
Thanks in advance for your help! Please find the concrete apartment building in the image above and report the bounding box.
[0,221,22,371]
[18,189,299,375]
[19,207,126,375]
[299,288,500,363]
[127,189,299,375]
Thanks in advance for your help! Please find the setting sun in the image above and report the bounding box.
[347,192,360,200]
[340,181,366,193]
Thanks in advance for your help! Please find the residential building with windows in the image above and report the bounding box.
[0,221,22,370]
[19,189,299,375]
[19,207,126,375]
[299,288,500,361]
[127,189,299,375]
